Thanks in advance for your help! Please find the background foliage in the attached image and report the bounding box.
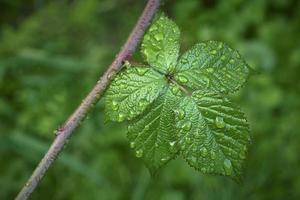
[0,0,299,199]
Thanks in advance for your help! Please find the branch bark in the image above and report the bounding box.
[15,0,160,199]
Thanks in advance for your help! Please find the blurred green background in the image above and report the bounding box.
[0,0,300,199]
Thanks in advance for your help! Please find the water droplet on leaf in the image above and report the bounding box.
[206,68,214,73]
[178,75,188,83]
[136,149,143,158]
[171,86,180,95]
[211,50,217,55]
[112,100,119,111]
[201,167,207,173]
[138,99,148,109]
[130,142,135,148]
[145,125,150,131]
[182,121,192,131]
[172,27,177,33]
[215,116,225,128]
[136,67,148,76]
[223,159,233,175]
[161,157,169,161]
[169,141,176,146]
[118,113,125,121]
[175,109,185,120]
[154,33,164,41]
[129,110,135,118]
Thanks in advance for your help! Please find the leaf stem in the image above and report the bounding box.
[15,1,160,199]
[168,76,192,96]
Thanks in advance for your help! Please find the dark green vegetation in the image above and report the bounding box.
[1,0,300,199]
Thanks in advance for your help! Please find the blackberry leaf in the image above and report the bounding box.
[175,91,250,181]
[141,14,180,73]
[105,66,167,122]
[127,88,181,174]
[174,41,250,94]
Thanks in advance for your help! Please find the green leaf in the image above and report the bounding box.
[175,91,250,181]
[141,14,180,73]
[127,88,181,174]
[174,41,250,94]
[105,66,166,122]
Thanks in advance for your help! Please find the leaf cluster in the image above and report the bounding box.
[105,14,251,181]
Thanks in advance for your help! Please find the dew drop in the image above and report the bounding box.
[221,55,226,61]
[130,142,135,148]
[129,110,135,118]
[215,116,225,128]
[206,68,214,73]
[154,32,164,41]
[201,167,207,173]
[145,125,150,131]
[229,59,235,64]
[117,113,125,122]
[210,50,217,55]
[178,75,188,83]
[223,159,233,175]
[200,147,208,157]
[175,109,185,120]
[161,157,169,161]
[171,86,180,95]
[169,141,176,146]
[172,27,178,33]
[136,67,148,76]
[112,100,119,111]
[182,121,192,131]
[138,99,148,109]
[136,149,143,158]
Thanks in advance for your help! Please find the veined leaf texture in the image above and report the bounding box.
[105,13,251,181]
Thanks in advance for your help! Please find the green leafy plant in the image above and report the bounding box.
[105,14,251,181]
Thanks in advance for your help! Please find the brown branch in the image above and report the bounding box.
[15,0,160,199]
